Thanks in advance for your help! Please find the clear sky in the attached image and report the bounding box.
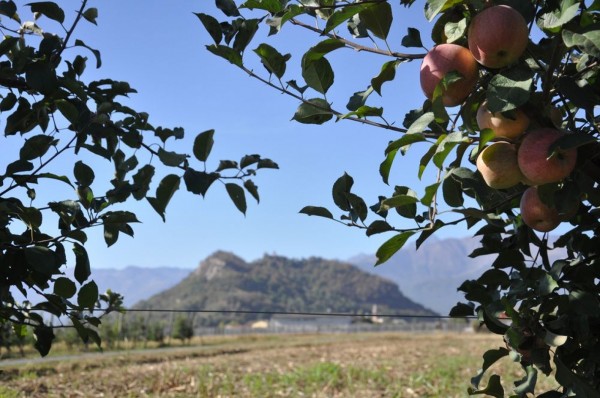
[2,2,470,270]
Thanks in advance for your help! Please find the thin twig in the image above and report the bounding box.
[289,18,425,60]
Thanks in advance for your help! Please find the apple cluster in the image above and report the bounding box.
[419,5,578,233]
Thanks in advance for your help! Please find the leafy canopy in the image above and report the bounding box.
[201,0,600,396]
[0,1,277,357]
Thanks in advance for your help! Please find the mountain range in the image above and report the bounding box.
[82,236,567,316]
[134,251,436,326]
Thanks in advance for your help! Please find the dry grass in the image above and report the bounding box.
[0,332,559,397]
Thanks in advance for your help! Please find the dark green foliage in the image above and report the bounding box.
[201,0,600,395]
[136,251,436,327]
[0,1,277,357]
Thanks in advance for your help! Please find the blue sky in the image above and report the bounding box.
[2,2,471,270]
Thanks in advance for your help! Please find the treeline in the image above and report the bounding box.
[0,314,196,358]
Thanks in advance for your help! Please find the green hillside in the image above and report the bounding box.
[134,251,436,326]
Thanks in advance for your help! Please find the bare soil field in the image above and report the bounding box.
[0,332,558,397]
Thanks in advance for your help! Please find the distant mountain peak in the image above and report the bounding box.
[194,250,247,280]
[137,253,436,326]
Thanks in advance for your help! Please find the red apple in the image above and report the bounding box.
[520,186,560,232]
[476,101,529,140]
[420,43,479,107]
[517,128,577,185]
[476,142,523,189]
[468,5,529,69]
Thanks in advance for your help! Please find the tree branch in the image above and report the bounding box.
[289,18,425,60]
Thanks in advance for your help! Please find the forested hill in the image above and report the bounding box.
[134,251,436,326]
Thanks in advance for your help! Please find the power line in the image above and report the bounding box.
[106,308,476,320]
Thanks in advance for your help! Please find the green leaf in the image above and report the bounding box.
[240,154,260,169]
[513,366,538,396]
[265,4,304,32]
[381,195,419,211]
[401,27,422,48]
[332,172,354,212]
[27,1,64,23]
[193,129,215,162]
[55,99,79,124]
[557,76,598,111]
[25,246,57,277]
[379,148,397,185]
[226,183,247,214]
[371,60,399,96]
[385,133,427,155]
[562,28,600,58]
[195,13,222,45]
[241,0,284,13]
[442,170,464,207]
[449,302,475,317]
[206,44,242,67]
[0,91,17,111]
[33,326,54,357]
[486,66,533,113]
[424,0,462,21]
[323,3,374,34]
[74,160,94,187]
[244,179,259,202]
[54,277,76,299]
[538,273,559,295]
[286,79,308,94]
[537,0,579,32]
[555,356,600,398]
[358,1,392,40]
[183,169,219,197]
[348,192,368,222]
[0,36,18,58]
[74,39,101,68]
[407,112,435,135]
[216,0,241,16]
[302,38,345,63]
[340,105,383,120]
[299,206,334,219]
[366,220,393,236]
[25,61,58,95]
[375,231,414,266]
[292,98,333,124]
[216,160,238,171]
[132,164,155,200]
[415,219,444,249]
[347,13,368,38]
[346,87,373,111]
[302,57,334,94]
[82,7,98,24]
[102,211,139,225]
[421,182,441,206]
[154,126,184,143]
[419,135,444,179]
[147,174,181,221]
[20,134,55,160]
[5,159,33,175]
[232,18,259,53]
[77,280,98,310]
[478,128,495,153]
[467,374,504,397]
[257,158,279,169]
[158,148,188,167]
[470,348,510,388]
[0,1,19,23]
[544,330,568,347]
[73,243,90,284]
[254,43,290,79]
[444,18,466,43]
[433,131,465,168]
[393,186,418,219]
